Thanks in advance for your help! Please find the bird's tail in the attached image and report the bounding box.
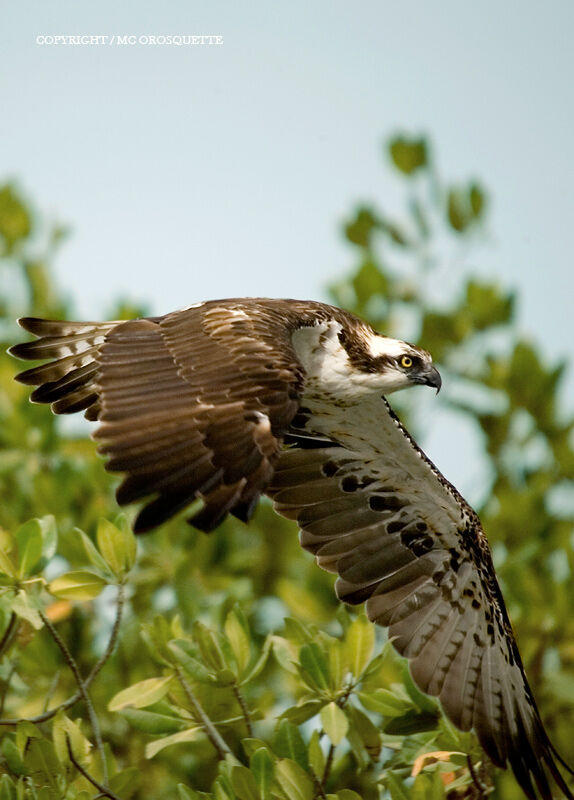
[9,317,118,419]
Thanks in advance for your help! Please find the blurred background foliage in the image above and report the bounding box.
[0,134,573,799]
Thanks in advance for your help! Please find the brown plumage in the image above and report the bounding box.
[9,298,574,799]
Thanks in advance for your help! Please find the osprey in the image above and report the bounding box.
[10,298,573,799]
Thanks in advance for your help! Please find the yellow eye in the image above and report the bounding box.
[400,355,413,368]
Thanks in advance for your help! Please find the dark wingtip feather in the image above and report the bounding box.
[17,317,48,334]
[8,340,38,362]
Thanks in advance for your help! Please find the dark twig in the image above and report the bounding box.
[0,613,19,657]
[232,683,253,737]
[66,735,122,800]
[467,754,491,797]
[312,774,328,800]
[321,744,336,792]
[174,666,233,760]
[38,608,108,785]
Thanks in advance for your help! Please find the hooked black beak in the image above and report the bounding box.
[413,364,442,393]
[424,365,442,394]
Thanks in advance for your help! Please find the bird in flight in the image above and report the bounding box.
[10,298,573,799]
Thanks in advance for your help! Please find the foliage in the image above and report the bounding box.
[0,133,572,800]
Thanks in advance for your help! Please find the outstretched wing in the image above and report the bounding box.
[10,301,306,532]
[268,396,573,800]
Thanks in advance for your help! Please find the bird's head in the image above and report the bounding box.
[337,327,442,397]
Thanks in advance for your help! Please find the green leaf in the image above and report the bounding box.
[319,702,348,746]
[0,184,32,252]
[75,527,112,575]
[383,709,439,735]
[141,615,176,666]
[15,720,42,751]
[48,570,107,601]
[193,620,226,673]
[241,738,271,758]
[469,182,486,218]
[241,634,272,684]
[282,618,315,645]
[1,737,26,776]
[145,726,202,758]
[24,738,61,789]
[109,767,142,799]
[383,772,410,800]
[465,279,514,331]
[0,774,17,800]
[272,720,308,771]
[447,187,469,233]
[120,707,186,735]
[403,667,439,713]
[113,512,138,571]
[271,636,299,675]
[168,640,218,684]
[213,774,235,800]
[176,786,203,800]
[389,136,428,175]
[345,614,374,678]
[11,589,43,629]
[280,699,325,725]
[299,643,329,692]
[224,606,251,676]
[0,540,16,579]
[352,259,388,304]
[345,705,381,759]
[52,711,91,768]
[231,765,260,800]
[108,675,173,711]
[250,747,274,800]
[344,208,379,248]
[15,516,56,578]
[274,759,314,800]
[361,641,406,689]
[358,687,412,716]
[326,639,347,691]
[97,518,134,578]
[412,770,446,800]
[307,729,325,778]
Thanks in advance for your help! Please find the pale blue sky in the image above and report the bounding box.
[3,1,574,500]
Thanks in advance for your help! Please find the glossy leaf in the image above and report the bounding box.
[345,613,374,678]
[108,675,174,711]
[250,747,274,799]
[320,702,348,746]
[274,759,314,800]
[146,727,203,759]
[48,570,107,601]
[273,720,308,771]
[299,643,329,692]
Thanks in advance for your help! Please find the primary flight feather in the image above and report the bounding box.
[9,298,573,799]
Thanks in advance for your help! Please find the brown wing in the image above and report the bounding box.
[10,302,306,532]
[9,317,118,419]
[268,398,574,800]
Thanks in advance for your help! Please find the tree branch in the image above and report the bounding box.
[39,607,109,785]
[174,666,233,760]
[66,735,123,800]
[0,582,126,727]
[232,683,253,737]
